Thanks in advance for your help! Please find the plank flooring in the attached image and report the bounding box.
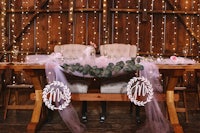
[0,99,200,133]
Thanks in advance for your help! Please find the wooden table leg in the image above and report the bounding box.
[25,70,44,133]
[166,90,183,133]
[166,73,184,133]
[27,90,42,133]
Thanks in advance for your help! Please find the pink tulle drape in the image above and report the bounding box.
[45,62,86,133]
[137,61,173,133]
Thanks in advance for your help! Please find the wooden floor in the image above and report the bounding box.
[0,93,200,133]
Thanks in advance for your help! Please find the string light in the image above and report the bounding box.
[149,0,154,55]
[103,0,108,44]
[1,1,6,62]
[35,1,40,53]
[58,0,63,46]
[114,0,120,42]
[21,0,30,62]
[92,0,97,44]
[161,0,166,56]
[125,0,131,44]
[47,2,51,54]
[185,0,190,54]
[190,0,195,58]
[197,1,200,62]
[80,0,85,44]
[172,0,178,55]
[136,0,141,54]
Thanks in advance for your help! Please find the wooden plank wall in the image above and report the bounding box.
[0,0,200,62]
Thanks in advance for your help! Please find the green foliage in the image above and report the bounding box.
[62,58,143,78]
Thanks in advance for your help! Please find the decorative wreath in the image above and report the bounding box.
[42,81,71,110]
[127,76,154,106]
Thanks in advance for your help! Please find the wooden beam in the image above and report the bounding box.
[165,0,200,44]
[0,0,49,61]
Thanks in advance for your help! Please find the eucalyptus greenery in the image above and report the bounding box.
[62,58,143,78]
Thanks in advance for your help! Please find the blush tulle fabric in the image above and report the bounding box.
[45,62,86,133]
[138,61,173,133]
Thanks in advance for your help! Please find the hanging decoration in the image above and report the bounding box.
[43,81,71,110]
[127,76,154,106]
[161,0,166,56]
[68,0,74,23]
[102,0,108,44]
[149,0,154,55]
[58,0,63,46]
[197,1,200,62]
[91,0,97,44]
[35,0,40,53]
[1,1,6,62]
[47,2,51,54]
[136,0,141,54]
[172,0,177,55]
[114,0,119,42]
[80,0,85,44]
[125,0,131,44]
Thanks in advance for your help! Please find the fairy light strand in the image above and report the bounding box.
[149,0,154,55]
[197,1,200,61]
[125,0,131,44]
[80,0,85,44]
[103,0,108,44]
[35,1,40,53]
[161,0,166,56]
[136,0,141,54]
[58,0,63,46]
[92,0,97,44]
[114,0,119,42]
[1,1,7,62]
[172,0,177,55]
[47,2,51,54]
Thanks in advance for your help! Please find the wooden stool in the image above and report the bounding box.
[174,86,189,123]
[4,84,34,120]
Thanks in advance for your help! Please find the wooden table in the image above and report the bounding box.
[0,63,45,133]
[157,64,200,133]
[1,63,200,133]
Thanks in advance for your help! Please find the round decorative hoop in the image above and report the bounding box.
[127,76,154,106]
[42,81,71,110]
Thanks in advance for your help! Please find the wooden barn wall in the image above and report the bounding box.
[0,0,200,62]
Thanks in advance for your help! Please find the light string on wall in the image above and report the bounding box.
[190,0,195,59]
[136,0,141,55]
[80,0,85,44]
[103,0,108,44]
[114,0,119,42]
[47,2,51,54]
[91,0,97,45]
[185,0,190,53]
[1,1,7,62]
[149,0,154,55]
[10,0,16,84]
[184,0,191,83]
[10,0,16,45]
[24,2,31,59]
[197,1,200,62]
[68,0,73,43]
[21,0,29,62]
[35,1,40,53]
[161,0,166,57]
[172,0,178,56]
[58,0,63,46]
[125,0,131,44]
